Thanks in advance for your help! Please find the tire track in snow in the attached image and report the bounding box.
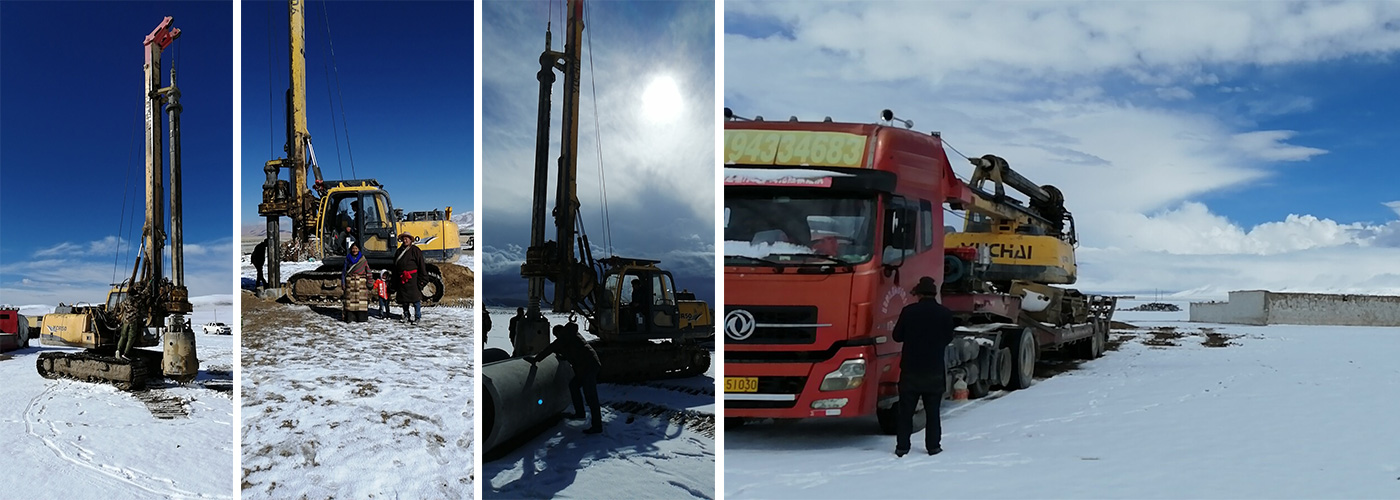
[23,382,217,498]
[604,400,716,439]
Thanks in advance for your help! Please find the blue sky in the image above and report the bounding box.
[1,1,234,305]
[239,1,473,230]
[725,1,1400,297]
[480,0,717,306]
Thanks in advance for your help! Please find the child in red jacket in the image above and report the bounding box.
[374,270,390,318]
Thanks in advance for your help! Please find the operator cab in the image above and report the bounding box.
[319,182,398,262]
[105,287,129,310]
[596,258,682,338]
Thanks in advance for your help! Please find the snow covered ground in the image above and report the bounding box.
[238,260,475,498]
[482,308,716,499]
[725,299,1400,499]
[0,297,235,498]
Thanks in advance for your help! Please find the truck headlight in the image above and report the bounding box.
[819,359,866,391]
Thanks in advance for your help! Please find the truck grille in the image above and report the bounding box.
[723,305,822,345]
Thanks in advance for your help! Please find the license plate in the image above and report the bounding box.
[725,377,758,393]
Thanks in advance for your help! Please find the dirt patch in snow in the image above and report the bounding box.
[1143,328,1184,347]
[1201,332,1241,348]
[436,263,474,305]
[1035,358,1085,378]
[1106,333,1136,351]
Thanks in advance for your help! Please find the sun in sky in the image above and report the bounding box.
[640,74,684,123]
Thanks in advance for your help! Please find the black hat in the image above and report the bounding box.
[911,276,938,296]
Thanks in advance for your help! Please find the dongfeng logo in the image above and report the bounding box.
[725,309,756,341]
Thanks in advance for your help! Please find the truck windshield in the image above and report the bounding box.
[724,193,876,265]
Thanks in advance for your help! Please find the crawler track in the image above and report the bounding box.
[286,267,445,307]
[36,349,160,391]
[595,341,711,383]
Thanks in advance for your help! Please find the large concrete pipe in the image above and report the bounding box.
[482,355,574,456]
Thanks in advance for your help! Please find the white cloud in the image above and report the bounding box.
[32,236,133,258]
[1088,202,1397,256]
[480,243,525,276]
[1078,246,1400,300]
[728,1,1400,85]
[1155,87,1194,101]
[3,236,232,305]
[1229,130,1328,162]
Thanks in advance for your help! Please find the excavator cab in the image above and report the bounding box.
[316,181,398,262]
[592,257,711,340]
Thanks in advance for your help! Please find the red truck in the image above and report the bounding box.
[0,307,32,352]
[722,111,1114,432]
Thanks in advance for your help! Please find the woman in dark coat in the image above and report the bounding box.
[394,233,427,324]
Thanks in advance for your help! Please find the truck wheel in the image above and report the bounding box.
[1007,328,1037,390]
[1072,325,1105,360]
[969,376,991,399]
[1090,326,1105,359]
[995,347,1012,388]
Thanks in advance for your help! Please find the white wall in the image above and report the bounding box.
[1267,293,1400,327]
[1191,290,1400,326]
[1190,290,1268,325]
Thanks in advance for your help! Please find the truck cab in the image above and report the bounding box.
[723,122,962,424]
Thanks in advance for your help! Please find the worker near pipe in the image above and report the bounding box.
[892,276,955,457]
[525,320,604,434]
[508,307,524,355]
[252,240,267,289]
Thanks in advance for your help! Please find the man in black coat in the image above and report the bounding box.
[526,321,604,434]
[252,240,267,289]
[483,309,491,343]
[892,276,956,457]
[508,307,524,350]
[393,234,428,324]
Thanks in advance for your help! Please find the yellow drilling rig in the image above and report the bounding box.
[513,0,714,381]
[36,17,198,390]
[257,0,460,306]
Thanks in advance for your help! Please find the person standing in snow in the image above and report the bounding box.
[393,233,427,324]
[374,270,391,319]
[508,307,524,350]
[892,276,955,457]
[342,244,371,323]
[252,240,267,289]
[483,308,492,343]
[526,321,603,434]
